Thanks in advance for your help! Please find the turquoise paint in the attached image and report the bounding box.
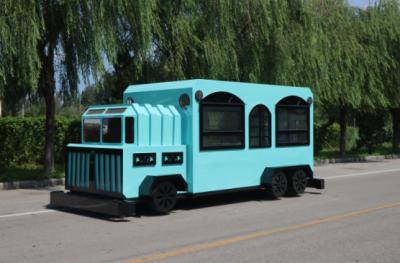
[67,79,313,199]
[76,152,80,188]
[116,155,122,193]
[105,154,110,192]
[67,152,72,186]
[99,154,104,190]
[85,153,90,188]
[95,154,99,189]
[111,155,116,192]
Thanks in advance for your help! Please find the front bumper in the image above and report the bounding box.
[307,178,325,189]
[50,191,136,217]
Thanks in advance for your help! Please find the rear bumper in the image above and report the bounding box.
[50,191,136,217]
[307,178,325,190]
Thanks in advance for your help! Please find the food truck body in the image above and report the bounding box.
[51,79,324,216]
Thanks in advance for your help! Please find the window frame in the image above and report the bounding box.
[249,104,271,149]
[276,97,310,147]
[199,93,245,151]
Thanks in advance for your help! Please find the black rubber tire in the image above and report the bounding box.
[150,181,177,214]
[267,171,288,199]
[286,169,307,196]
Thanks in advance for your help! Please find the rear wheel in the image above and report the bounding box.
[286,169,307,196]
[150,181,177,214]
[267,171,288,199]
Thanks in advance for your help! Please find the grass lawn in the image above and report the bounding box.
[0,164,65,182]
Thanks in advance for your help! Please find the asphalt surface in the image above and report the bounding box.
[0,159,400,263]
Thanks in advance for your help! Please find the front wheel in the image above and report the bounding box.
[267,171,288,199]
[150,181,177,214]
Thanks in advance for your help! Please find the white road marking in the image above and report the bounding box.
[0,209,55,219]
[325,168,400,180]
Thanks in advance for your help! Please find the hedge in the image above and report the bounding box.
[0,117,81,168]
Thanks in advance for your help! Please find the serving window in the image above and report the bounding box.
[200,92,244,150]
[276,96,310,147]
[249,105,271,148]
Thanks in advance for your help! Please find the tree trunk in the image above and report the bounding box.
[39,41,56,176]
[339,107,347,157]
[0,97,2,117]
[391,108,400,154]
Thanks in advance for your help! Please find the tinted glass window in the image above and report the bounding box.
[83,119,101,142]
[102,118,122,143]
[125,117,134,143]
[203,106,243,132]
[200,92,244,150]
[277,108,308,131]
[106,108,126,114]
[276,97,309,147]
[249,105,271,148]
[87,109,105,114]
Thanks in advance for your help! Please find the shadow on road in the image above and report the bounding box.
[46,189,322,220]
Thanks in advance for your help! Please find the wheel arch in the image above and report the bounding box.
[260,165,313,185]
[139,174,188,197]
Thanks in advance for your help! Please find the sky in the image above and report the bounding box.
[348,0,375,8]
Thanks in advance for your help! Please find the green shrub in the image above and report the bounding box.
[0,117,80,168]
[356,110,391,153]
[324,123,359,151]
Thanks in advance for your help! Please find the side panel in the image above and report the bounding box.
[124,88,194,193]
[190,82,314,193]
[123,80,313,195]
[122,145,187,198]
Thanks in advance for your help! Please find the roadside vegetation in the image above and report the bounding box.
[0,0,400,181]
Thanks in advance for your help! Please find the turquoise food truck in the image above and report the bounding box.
[51,79,324,216]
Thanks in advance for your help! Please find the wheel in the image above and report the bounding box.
[267,171,288,199]
[286,169,308,196]
[150,181,177,214]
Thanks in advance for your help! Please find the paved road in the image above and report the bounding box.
[0,160,400,263]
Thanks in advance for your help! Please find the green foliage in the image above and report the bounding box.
[0,164,65,182]
[316,142,393,160]
[322,123,359,151]
[364,0,400,108]
[0,0,42,91]
[0,117,80,168]
[81,74,118,106]
[1,0,400,159]
[356,110,392,153]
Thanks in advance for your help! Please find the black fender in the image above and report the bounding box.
[260,165,313,185]
[139,174,188,196]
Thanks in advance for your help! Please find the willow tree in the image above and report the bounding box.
[227,0,279,83]
[149,0,241,81]
[0,1,42,116]
[1,0,155,175]
[365,0,400,152]
[301,0,372,157]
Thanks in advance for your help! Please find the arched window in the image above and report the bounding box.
[200,92,245,150]
[249,105,271,148]
[276,96,310,147]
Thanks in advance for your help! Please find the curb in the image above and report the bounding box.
[0,178,65,190]
[314,154,400,166]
